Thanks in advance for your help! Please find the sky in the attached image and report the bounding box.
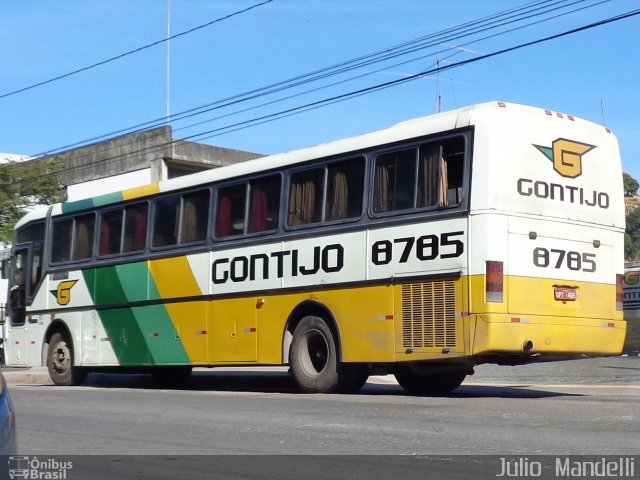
[1,0,639,180]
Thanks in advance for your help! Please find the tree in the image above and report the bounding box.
[0,158,65,243]
[625,207,640,261]
[623,172,639,197]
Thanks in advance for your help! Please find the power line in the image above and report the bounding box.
[0,0,273,101]
[28,0,600,158]
[173,0,613,136]
[24,7,639,182]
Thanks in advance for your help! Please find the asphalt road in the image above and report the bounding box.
[7,357,639,454]
[4,357,639,479]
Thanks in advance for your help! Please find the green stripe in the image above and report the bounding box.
[83,263,190,366]
[61,198,94,214]
[93,192,123,207]
[61,192,124,214]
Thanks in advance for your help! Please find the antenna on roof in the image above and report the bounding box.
[166,0,172,125]
[436,50,442,113]
[600,99,606,127]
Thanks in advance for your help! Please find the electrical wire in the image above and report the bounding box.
[26,0,603,161]
[0,0,274,101]
[29,7,639,182]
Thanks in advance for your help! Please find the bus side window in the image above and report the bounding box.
[123,203,148,252]
[248,176,280,233]
[288,168,323,226]
[100,209,123,256]
[442,137,465,206]
[373,148,417,213]
[71,214,95,261]
[417,146,441,208]
[215,185,246,238]
[153,196,180,247]
[51,219,73,263]
[181,190,209,243]
[326,158,364,221]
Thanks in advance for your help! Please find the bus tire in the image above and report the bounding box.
[47,332,87,386]
[289,315,343,393]
[394,364,466,396]
[336,363,369,394]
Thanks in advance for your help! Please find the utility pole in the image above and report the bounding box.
[166,0,171,124]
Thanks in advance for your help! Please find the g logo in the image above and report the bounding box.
[534,139,596,178]
[624,271,639,286]
[51,280,78,306]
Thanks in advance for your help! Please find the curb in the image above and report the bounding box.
[0,367,397,387]
[1,367,53,385]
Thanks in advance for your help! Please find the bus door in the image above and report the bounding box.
[5,247,29,364]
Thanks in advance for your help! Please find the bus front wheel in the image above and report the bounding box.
[46,332,87,386]
[289,315,368,394]
[394,364,466,396]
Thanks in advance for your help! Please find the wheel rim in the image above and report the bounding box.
[51,340,71,375]
[299,329,329,377]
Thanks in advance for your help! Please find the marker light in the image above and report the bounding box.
[486,261,504,303]
[616,274,624,311]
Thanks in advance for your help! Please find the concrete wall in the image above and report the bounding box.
[39,126,263,187]
[1,127,263,306]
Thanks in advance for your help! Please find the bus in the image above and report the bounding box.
[623,263,640,355]
[1,101,626,394]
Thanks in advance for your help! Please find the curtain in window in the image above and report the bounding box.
[374,163,390,213]
[419,146,440,208]
[288,178,316,225]
[72,219,93,260]
[440,156,449,207]
[99,220,111,256]
[327,170,348,221]
[133,210,147,251]
[215,195,232,237]
[249,188,268,233]
[182,198,198,243]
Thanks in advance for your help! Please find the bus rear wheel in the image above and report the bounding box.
[394,364,466,396]
[47,332,87,386]
[289,315,368,394]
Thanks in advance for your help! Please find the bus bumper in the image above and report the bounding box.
[471,314,626,358]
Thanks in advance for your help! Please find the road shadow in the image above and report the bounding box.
[79,370,582,398]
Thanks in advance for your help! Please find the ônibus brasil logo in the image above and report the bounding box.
[50,280,78,306]
[533,138,596,178]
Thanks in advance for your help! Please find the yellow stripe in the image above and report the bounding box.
[469,274,622,320]
[149,256,207,363]
[122,183,160,201]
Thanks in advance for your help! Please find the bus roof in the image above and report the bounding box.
[15,101,613,229]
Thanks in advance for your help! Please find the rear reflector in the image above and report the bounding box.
[486,261,504,303]
[616,274,624,311]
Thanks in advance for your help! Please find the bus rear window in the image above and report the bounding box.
[372,136,465,215]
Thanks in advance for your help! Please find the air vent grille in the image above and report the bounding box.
[401,280,456,348]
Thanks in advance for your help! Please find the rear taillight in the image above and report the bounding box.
[616,274,624,311]
[486,261,504,303]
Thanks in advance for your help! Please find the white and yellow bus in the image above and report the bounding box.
[2,101,626,394]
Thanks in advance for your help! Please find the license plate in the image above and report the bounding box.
[554,286,577,301]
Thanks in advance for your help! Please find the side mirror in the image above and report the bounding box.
[0,258,8,280]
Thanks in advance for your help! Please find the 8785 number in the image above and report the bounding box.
[372,231,464,265]
[533,247,596,272]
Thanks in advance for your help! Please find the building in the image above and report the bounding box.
[42,125,263,201]
[0,125,263,304]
